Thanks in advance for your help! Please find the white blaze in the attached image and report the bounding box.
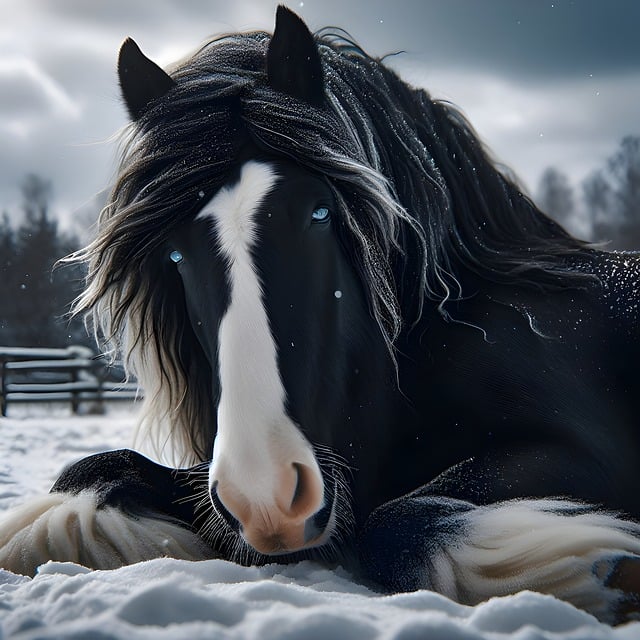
[198,161,321,508]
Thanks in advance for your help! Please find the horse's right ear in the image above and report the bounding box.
[266,6,324,106]
[118,38,176,120]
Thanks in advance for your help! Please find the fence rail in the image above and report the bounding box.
[0,345,141,416]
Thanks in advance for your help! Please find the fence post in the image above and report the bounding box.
[71,366,79,414]
[95,367,105,414]
[1,359,7,417]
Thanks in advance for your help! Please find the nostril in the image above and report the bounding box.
[304,479,336,544]
[288,462,321,518]
[210,482,241,533]
[291,463,304,509]
[311,479,334,532]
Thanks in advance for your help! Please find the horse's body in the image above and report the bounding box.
[2,6,640,624]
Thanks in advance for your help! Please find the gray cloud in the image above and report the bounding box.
[305,0,640,78]
[0,70,52,118]
[0,0,638,228]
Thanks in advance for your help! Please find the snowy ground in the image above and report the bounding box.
[1,406,639,639]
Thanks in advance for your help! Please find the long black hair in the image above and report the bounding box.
[68,28,590,464]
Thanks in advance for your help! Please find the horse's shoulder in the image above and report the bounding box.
[565,249,640,328]
[469,250,640,326]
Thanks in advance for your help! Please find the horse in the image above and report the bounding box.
[2,5,640,624]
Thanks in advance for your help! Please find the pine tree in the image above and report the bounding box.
[0,212,17,343]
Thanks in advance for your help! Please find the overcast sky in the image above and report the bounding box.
[1,0,639,232]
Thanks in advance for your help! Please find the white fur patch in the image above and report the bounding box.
[428,499,640,623]
[0,492,215,576]
[197,161,322,509]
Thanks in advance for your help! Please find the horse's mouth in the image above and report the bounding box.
[209,480,241,534]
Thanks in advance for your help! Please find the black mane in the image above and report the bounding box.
[71,28,595,463]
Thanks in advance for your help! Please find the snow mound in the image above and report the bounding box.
[1,411,639,639]
[2,557,634,640]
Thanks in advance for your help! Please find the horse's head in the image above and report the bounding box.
[98,7,406,559]
[165,157,367,555]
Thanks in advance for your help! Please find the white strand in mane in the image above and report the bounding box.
[126,315,191,466]
[74,252,197,466]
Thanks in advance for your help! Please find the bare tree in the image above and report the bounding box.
[582,136,640,249]
[609,136,640,230]
[583,170,613,243]
[537,167,575,232]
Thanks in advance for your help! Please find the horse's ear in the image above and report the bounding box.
[118,38,176,120]
[266,6,324,106]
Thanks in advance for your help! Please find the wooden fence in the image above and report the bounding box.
[0,345,140,416]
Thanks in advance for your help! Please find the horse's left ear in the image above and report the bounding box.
[266,6,324,106]
[118,38,176,120]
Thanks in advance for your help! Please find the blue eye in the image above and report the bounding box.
[169,250,184,264]
[311,207,330,223]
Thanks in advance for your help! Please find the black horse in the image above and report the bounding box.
[1,6,640,624]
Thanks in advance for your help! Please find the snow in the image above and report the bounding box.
[1,407,639,639]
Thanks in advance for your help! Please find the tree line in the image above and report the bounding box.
[537,135,640,249]
[0,175,89,348]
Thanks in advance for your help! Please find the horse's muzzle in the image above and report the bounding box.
[209,462,334,555]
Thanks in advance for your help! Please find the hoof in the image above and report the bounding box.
[603,556,640,624]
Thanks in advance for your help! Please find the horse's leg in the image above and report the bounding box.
[357,448,640,625]
[0,450,215,576]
